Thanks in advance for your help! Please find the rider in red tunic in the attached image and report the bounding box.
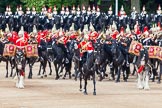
[15,27,28,48]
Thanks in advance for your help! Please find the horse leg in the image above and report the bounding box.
[28,64,33,79]
[79,73,82,91]
[54,62,59,80]
[37,63,42,76]
[125,67,130,81]
[92,73,96,95]
[144,69,150,90]
[132,64,136,75]
[110,67,115,80]
[59,64,64,76]
[116,67,121,83]
[5,61,9,78]
[10,59,15,77]
[137,73,143,89]
[42,60,47,77]
[157,63,162,84]
[48,61,52,75]
[83,75,88,95]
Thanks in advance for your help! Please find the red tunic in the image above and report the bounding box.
[15,37,28,47]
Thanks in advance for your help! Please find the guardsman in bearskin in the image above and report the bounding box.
[71,5,76,15]
[18,5,24,16]
[141,5,147,17]
[108,5,113,16]
[56,30,69,63]
[53,5,58,16]
[26,7,31,15]
[131,6,137,20]
[87,6,91,16]
[119,5,127,20]
[157,5,161,16]
[31,6,37,15]
[82,5,86,15]
[60,5,65,15]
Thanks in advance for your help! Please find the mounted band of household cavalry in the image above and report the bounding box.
[0,4,162,95]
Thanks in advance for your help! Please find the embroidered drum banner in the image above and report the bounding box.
[25,44,38,57]
[158,50,162,61]
[3,44,16,57]
[157,47,162,60]
[148,46,161,59]
[129,41,143,56]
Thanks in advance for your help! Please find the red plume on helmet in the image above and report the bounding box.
[48,7,52,13]
[143,26,148,32]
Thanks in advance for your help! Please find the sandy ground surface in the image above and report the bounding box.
[0,62,162,108]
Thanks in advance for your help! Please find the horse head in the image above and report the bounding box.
[138,48,149,66]
[15,48,26,70]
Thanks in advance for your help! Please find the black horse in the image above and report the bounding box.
[111,40,125,82]
[80,51,96,95]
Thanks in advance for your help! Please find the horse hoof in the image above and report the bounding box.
[124,79,127,82]
[28,76,32,79]
[72,74,75,77]
[10,74,12,77]
[83,91,88,95]
[44,75,47,77]
[41,76,43,78]
[69,76,72,79]
[79,89,82,91]
[62,77,65,79]
[5,75,8,78]
[105,74,108,77]
[93,92,96,95]
[157,81,161,84]
[138,85,144,90]
[115,80,120,83]
[55,77,59,80]
[49,73,52,76]
[144,87,150,90]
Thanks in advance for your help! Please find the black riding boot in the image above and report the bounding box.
[126,54,129,67]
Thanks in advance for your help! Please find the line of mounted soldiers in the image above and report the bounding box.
[0,4,162,61]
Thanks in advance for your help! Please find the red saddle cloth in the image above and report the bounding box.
[25,44,38,58]
[3,44,16,57]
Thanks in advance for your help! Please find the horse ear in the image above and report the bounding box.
[5,23,10,33]
[33,25,37,34]
[52,24,56,33]
[69,23,74,31]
